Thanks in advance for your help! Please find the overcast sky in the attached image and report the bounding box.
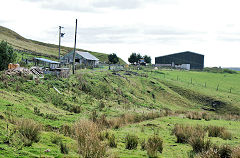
[1,0,240,67]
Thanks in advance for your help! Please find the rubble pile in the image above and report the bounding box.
[5,67,33,76]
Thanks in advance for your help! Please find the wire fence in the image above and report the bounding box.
[155,72,240,95]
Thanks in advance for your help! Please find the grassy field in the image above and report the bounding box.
[0,67,240,157]
[0,26,126,64]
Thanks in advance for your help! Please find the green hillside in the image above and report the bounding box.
[0,67,240,157]
[0,26,126,64]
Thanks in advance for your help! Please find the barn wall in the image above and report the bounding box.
[155,52,204,70]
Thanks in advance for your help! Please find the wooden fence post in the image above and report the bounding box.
[216,84,219,91]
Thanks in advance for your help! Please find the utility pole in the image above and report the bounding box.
[58,26,65,61]
[72,19,77,74]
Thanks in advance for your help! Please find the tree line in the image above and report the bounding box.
[108,52,151,65]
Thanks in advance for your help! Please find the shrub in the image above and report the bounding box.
[189,137,211,153]
[172,124,205,143]
[125,134,138,150]
[218,145,232,158]
[207,126,224,137]
[74,120,106,158]
[207,126,232,140]
[15,119,41,146]
[108,134,117,148]
[60,142,69,154]
[220,130,232,140]
[197,145,232,158]
[0,40,17,71]
[146,135,163,157]
[186,112,202,120]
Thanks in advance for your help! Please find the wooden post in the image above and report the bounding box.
[191,78,192,84]
[229,87,232,93]
[204,82,206,88]
[72,19,77,74]
[58,26,61,61]
[216,84,219,91]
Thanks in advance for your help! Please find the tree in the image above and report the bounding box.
[108,53,119,64]
[136,53,142,62]
[0,41,16,71]
[128,53,138,64]
[144,55,151,64]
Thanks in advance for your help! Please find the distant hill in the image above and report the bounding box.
[225,67,240,71]
[0,26,126,64]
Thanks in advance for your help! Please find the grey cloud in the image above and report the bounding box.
[92,0,142,9]
[21,0,179,12]
[76,26,139,44]
[61,26,202,44]
[46,25,203,45]
[143,26,205,36]
[0,20,8,25]
[218,36,240,42]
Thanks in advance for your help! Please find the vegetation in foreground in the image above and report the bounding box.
[0,66,239,157]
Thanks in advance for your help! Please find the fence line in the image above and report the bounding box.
[156,72,240,95]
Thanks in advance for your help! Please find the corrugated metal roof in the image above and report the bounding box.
[35,58,60,64]
[76,51,99,61]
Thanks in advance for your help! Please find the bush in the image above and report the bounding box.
[207,126,232,140]
[15,119,41,146]
[125,134,138,150]
[0,41,17,71]
[108,134,117,148]
[218,145,232,158]
[172,124,206,144]
[189,137,211,153]
[74,120,106,158]
[197,145,232,158]
[186,112,202,120]
[146,135,163,158]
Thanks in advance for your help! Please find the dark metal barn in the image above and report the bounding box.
[155,51,204,70]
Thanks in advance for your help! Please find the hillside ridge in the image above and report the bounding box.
[0,25,126,64]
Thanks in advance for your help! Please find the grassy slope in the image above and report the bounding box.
[0,68,239,157]
[0,26,126,64]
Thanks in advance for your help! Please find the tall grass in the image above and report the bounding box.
[146,135,163,158]
[172,124,206,143]
[207,126,232,140]
[15,119,41,146]
[74,120,106,158]
[125,134,138,150]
